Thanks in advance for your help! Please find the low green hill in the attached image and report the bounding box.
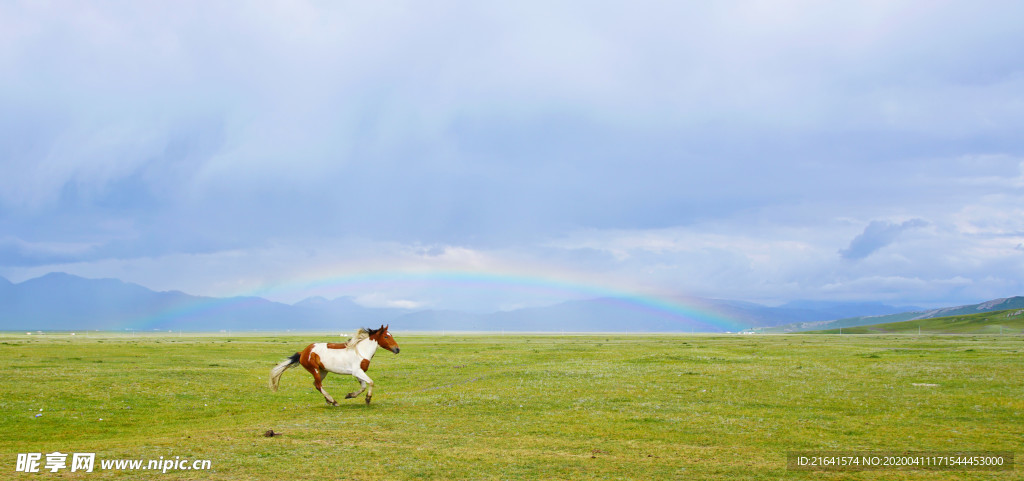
[757,296,1024,333]
[805,307,1024,334]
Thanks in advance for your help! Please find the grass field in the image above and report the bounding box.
[2,332,1021,480]
[807,308,1024,335]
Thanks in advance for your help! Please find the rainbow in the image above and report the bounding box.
[127,268,748,332]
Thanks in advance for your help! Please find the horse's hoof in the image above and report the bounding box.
[365,396,372,405]
[345,393,357,399]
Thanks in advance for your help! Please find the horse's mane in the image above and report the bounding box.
[344,328,370,349]
[342,326,384,349]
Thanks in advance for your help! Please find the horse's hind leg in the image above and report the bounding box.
[301,351,338,406]
[314,371,338,406]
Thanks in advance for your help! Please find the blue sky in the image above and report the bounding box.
[2,1,1023,311]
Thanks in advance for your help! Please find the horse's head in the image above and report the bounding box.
[371,324,400,354]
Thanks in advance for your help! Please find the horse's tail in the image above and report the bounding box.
[269,352,301,391]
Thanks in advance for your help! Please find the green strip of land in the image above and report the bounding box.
[806,308,1024,334]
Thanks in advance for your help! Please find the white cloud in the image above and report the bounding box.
[353,293,424,310]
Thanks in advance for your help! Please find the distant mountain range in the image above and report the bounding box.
[0,272,1003,333]
[755,296,1024,333]
[0,273,300,332]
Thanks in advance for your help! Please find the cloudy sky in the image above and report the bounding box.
[2,1,1023,311]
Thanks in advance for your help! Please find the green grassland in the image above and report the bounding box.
[1,332,1021,480]
[807,308,1024,335]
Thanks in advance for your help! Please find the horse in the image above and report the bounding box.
[269,325,400,405]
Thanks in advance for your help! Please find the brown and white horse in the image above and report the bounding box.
[269,325,400,405]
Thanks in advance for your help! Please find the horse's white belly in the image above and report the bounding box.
[311,344,360,375]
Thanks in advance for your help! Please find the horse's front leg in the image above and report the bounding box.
[345,379,366,399]
[351,369,374,405]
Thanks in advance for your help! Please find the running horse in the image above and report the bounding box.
[269,325,400,405]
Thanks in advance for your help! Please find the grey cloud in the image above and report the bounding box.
[840,219,929,261]
[2,3,1024,307]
